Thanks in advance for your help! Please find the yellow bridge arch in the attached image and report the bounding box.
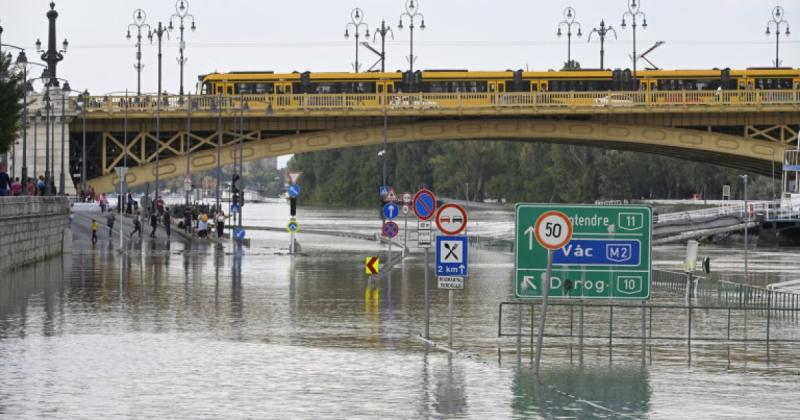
[87,119,790,194]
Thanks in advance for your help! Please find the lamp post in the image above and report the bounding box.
[398,0,426,73]
[621,0,647,77]
[237,96,248,229]
[185,94,195,206]
[169,0,196,99]
[765,6,790,68]
[42,76,52,195]
[588,20,617,69]
[344,8,369,73]
[35,2,68,88]
[739,174,749,284]
[58,80,71,195]
[2,48,42,189]
[149,21,171,207]
[213,93,222,210]
[75,89,91,195]
[556,7,582,70]
[126,9,150,97]
[33,110,40,184]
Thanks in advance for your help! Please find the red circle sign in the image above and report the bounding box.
[413,189,437,221]
[435,203,468,235]
[533,211,573,250]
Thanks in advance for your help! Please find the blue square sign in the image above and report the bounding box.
[436,235,468,277]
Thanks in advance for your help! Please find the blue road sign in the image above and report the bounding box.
[234,227,246,240]
[436,235,468,276]
[383,202,400,220]
[288,184,301,198]
[413,189,437,221]
[380,185,390,197]
[287,219,300,233]
[383,221,399,238]
[552,239,641,266]
[230,203,241,214]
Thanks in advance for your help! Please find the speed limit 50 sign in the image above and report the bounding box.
[533,211,572,250]
[515,204,652,300]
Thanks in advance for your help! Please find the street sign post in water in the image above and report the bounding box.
[515,204,652,300]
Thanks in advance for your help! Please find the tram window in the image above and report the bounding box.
[253,83,273,94]
[235,83,253,94]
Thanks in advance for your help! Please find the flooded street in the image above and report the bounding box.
[2,203,799,418]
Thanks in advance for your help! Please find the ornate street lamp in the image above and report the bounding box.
[621,0,648,76]
[169,0,197,98]
[556,7,582,70]
[398,0,426,73]
[148,20,171,208]
[588,20,617,69]
[765,6,790,68]
[344,8,370,72]
[126,9,151,97]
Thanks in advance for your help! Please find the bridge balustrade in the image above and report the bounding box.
[78,89,799,115]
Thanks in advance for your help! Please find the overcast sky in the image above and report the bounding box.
[2,0,798,96]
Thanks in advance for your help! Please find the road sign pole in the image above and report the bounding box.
[403,211,408,255]
[448,288,454,348]
[534,249,554,375]
[424,247,430,339]
[290,230,295,254]
[388,240,392,283]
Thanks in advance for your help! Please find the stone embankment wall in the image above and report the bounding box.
[0,197,70,273]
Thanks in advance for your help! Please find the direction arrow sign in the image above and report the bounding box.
[288,184,301,198]
[365,256,380,274]
[287,218,300,233]
[515,204,652,300]
[383,202,400,220]
[234,227,246,240]
[413,189,437,221]
[436,235,468,276]
[435,203,468,236]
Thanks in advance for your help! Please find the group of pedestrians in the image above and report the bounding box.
[180,204,229,239]
[0,165,56,196]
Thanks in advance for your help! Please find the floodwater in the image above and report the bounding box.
[1,202,799,419]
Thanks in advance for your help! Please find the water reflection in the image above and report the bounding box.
[0,256,67,339]
[511,367,650,418]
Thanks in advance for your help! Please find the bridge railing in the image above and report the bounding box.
[78,89,800,114]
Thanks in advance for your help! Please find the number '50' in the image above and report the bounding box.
[545,222,562,237]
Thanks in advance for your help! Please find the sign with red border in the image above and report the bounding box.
[435,203,468,236]
[533,210,573,250]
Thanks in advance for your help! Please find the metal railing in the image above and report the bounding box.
[656,198,800,224]
[76,89,800,115]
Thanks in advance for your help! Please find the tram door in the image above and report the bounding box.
[489,80,506,104]
[737,77,756,103]
[376,81,395,105]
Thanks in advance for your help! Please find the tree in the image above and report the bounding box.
[0,53,23,154]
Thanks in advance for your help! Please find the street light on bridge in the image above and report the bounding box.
[126,9,151,97]
[588,20,617,70]
[621,0,647,77]
[148,20,171,210]
[344,8,369,73]
[556,7,582,70]
[398,0,426,73]
[169,0,197,98]
[765,6,790,68]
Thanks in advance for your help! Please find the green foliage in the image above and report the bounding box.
[288,141,776,207]
[0,54,24,154]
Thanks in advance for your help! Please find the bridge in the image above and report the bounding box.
[59,89,799,193]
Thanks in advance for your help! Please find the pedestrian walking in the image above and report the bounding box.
[0,165,10,196]
[37,176,46,195]
[215,210,228,238]
[106,212,116,238]
[149,212,158,238]
[11,178,22,196]
[198,212,209,238]
[126,192,134,214]
[163,207,171,237]
[91,219,99,244]
[130,212,142,238]
[183,206,193,234]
